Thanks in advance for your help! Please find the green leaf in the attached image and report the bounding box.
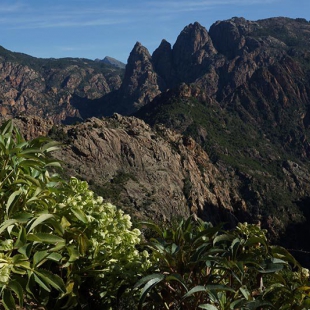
[33,273,51,292]
[139,221,163,236]
[67,245,80,262]
[12,254,28,265]
[134,273,165,289]
[259,262,284,274]
[6,189,22,216]
[246,300,273,309]
[183,285,206,299]
[198,305,218,310]
[206,284,235,293]
[213,234,233,245]
[230,299,246,309]
[2,289,16,310]
[17,243,32,258]
[7,280,24,308]
[165,273,188,291]
[138,275,165,310]
[0,219,18,234]
[14,226,27,248]
[33,250,50,267]
[27,214,54,233]
[27,233,65,244]
[37,269,66,293]
[47,252,62,262]
[71,207,88,224]
[41,141,60,153]
[78,233,90,255]
[239,286,251,300]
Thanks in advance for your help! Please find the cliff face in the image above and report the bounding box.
[13,115,248,225]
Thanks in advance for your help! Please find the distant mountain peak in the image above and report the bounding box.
[100,56,126,69]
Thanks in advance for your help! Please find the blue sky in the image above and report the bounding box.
[1,0,309,63]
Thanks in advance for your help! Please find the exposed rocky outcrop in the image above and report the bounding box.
[13,115,249,225]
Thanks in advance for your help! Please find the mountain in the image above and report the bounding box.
[108,17,310,115]
[2,16,310,263]
[0,45,124,123]
[99,56,126,69]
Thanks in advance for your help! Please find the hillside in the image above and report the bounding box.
[0,45,124,123]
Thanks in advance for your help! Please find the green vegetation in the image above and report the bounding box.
[136,219,310,309]
[0,120,309,309]
[0,120,149,309]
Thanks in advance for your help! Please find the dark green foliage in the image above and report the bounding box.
[136,217,310,309]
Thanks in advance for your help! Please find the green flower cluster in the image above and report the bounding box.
[59,178,151,307]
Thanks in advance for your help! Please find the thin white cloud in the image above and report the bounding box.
[148,0,279,11]
[12,18,129,29]
[0,3,24,12]
[0,0,281,30]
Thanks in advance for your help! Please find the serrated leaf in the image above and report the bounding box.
[33,273,51,292]
[37,269,66,293]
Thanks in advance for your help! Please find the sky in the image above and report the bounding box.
[1,0,309,63]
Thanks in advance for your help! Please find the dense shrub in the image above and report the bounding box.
[0,120,150,309]
[135,218,310,309]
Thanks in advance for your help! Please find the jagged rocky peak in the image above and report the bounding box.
[120,42,163,112]
[209,17,258,59]
[127,41,152,65]
[173,22,217,65]
[152,39,174,86]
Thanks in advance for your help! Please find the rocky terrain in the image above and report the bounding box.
[13,115,249,226]
[0,46,124,123]
[2,16,310,264]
